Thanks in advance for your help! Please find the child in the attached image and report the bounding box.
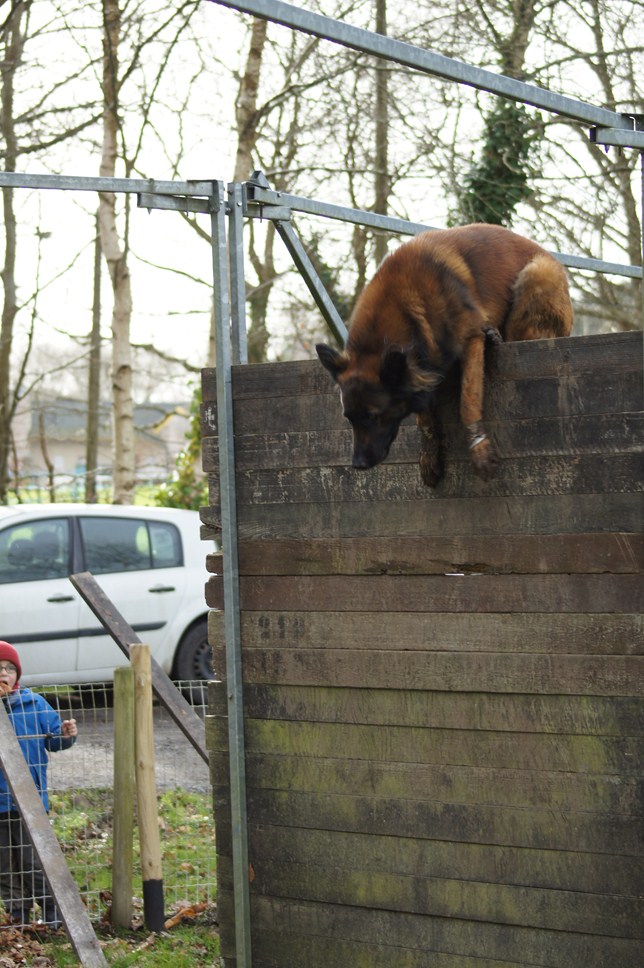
[0,640,77,929]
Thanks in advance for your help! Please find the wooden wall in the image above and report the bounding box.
[201,330,643,968]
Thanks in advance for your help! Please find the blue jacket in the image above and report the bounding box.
[0,687,76,813]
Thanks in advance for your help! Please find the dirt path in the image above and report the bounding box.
[48,705,211,794]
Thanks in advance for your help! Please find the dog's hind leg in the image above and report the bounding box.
[417,406,444,488]
[461,332,499,481]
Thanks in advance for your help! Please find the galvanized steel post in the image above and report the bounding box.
[209,181,252,966]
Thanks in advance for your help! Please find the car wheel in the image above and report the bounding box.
[173,621,213,700]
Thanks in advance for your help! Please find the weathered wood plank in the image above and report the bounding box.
[220,369,641,436]
[206,454,643,505]
[225,493,642,539]
[210,750,640,815]
[216,647,643,696]
[233,787,641,854]
[210,685,644,735]
[216,574,643,614]
[217,856,643,939]
[219,893,644,968]
[216,822,644,897]
[202,413,643,474]
[235,719,642,776]
[233,611,644,655]
[218,533,644,576]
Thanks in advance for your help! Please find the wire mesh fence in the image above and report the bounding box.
[0,681,215,929]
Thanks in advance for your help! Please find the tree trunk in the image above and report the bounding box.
[233,18,268,183]
[86,215,102,503]
[0,3,24,503]
[98,0,135,504]
[234,19,272,360]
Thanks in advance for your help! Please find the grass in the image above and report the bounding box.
[1,788,220,966]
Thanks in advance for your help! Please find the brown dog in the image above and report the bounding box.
[316,223,573,485]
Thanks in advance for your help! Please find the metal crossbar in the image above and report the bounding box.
[243,178,643,281]
[208,0,643,147]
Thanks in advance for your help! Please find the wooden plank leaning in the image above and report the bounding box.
[0,701,107,967]
[69,571,208,766]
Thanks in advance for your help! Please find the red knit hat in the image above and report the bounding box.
[0,641,21,685]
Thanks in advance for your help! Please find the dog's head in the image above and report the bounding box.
[316,343,443,469]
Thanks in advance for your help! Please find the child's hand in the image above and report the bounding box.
[0,680,12,696]
[62,719,77,738]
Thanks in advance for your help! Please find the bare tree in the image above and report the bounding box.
[0,1,25,502]
[99,0,135,504]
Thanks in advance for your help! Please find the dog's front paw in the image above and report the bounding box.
[483,326,503,346]
[469,437,499,481]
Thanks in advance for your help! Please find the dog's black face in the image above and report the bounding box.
[340,378,411,469]
[316,343,444,469]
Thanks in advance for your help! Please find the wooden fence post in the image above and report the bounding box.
[131,644,165,932]
[111,666,135,927]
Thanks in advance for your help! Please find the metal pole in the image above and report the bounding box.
[208,0,639,135]
[228,182,249,365]
[209,181,252,967]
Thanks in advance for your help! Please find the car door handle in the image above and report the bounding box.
[149,584,176,593]
[47,593,75,603]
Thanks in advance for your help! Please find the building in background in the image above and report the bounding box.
[12,397,190,498]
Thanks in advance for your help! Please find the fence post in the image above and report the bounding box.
[112,666,135,927]
[131,644,165,932]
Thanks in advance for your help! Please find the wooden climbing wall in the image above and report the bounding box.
[202,330,643,968]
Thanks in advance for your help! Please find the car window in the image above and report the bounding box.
[0,518,70,584]
[80,517,152,574]
[79,517,182,574]
[149,522,183,568]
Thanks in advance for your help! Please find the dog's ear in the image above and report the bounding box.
[380,346,408,390]
[316,344,348,382]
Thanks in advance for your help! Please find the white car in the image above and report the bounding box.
[0,504,215,687]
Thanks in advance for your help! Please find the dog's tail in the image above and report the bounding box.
[505,254,574,341]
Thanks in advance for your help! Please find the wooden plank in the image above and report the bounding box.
[208,454,643,507]
[212,750,641,816]
[229,493,642,540]
[227,574,643,614]
[222,370,641,435]
[217,822,644,897]
[225,533,644,576]
[234,611,644,655]
[229,648,643,697]
[211,685,644,736]
[202,413,643,473]
[219,857,643,939]
[235,787,641,855]
[238,719,642,776]
[223,894,644,968]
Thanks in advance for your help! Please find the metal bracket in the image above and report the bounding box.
[242,171,347,345]
[243,170,292,221]
[137,181,221,215]
[590,115,644,150]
